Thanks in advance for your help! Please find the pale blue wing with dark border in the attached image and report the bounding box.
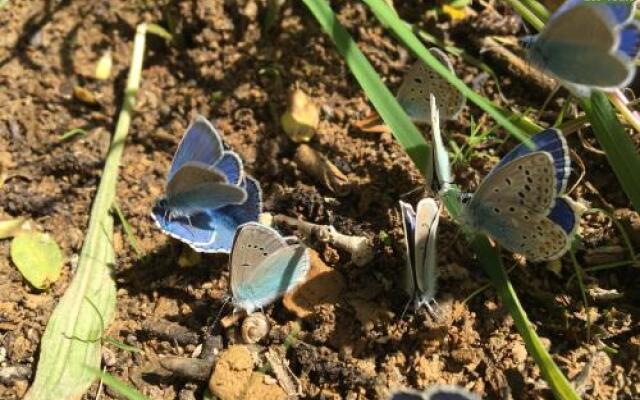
[168,116,224,181]
[490,129,570,194]
[232,244,310,313]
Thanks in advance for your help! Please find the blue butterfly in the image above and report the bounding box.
[460,129,579,262]
[524,0,640,96]
[151,116,262,253]
[399,198,440,311]
[389,385,480,400]
[229,222,310,314]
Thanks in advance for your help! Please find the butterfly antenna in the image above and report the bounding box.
[399,296,413,321]
[209,296,231,332]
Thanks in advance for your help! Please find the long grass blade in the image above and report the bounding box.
[581,93,640,212]
[24,24,154,399]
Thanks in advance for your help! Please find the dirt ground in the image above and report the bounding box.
[1,0,639,399]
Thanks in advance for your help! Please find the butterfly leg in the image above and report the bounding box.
[425,298,444,322]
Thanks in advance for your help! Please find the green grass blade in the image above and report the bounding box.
[470,235,580,400]
[581,93,640,212]
[301,0,431,175]
[24,23,151,400]
[87,368,149,400]
[362,0,532,146]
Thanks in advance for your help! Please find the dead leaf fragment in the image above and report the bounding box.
[281,88,319,143]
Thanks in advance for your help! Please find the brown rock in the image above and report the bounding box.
[283,249,346,318]
[208,345,254,400]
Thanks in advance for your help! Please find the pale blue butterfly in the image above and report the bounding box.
[152,116,262,253]
[399,198,440,311]
[523,0,640,96]
[460,129,579,261]
[389,385,480,400]
[229,222,310,314]
[396,48,466,123]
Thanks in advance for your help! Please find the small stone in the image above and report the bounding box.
[283,249,346,318]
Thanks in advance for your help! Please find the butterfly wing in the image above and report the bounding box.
[191,176,263,253]
[423,385,480,400]
[232,245,310,313]
[151,207,217,246]
[166,162,247,214]
[399,201,417,296]
[490,129,570,194]
[230,223,289,298]
[168,116,225,181]
[414,198,440,303]
[396,48,465,123]
[214,152,243,185]
[548,196,580,235]
[529,4,633,90]
[464,152,571,261]
[388,389,426,400]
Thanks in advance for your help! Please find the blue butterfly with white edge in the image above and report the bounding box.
[151,116,262,253]
[389,384,480,400]
[459,128,580,262]
[399,198,440,311]
[229,222,311,314]
[523,0,640,97]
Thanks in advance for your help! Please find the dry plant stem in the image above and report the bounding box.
[294,144,351,196]
[273,214,374,266]
[475,36,556,92]
[609,90,640,134]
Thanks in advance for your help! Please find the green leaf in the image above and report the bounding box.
[87,368,150,400]
[24,23,152,400]
[10,231,63,289]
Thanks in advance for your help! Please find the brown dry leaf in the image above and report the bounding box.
[0,218,28,240]
[73,85,100,106]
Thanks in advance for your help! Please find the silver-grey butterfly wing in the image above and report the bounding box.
[230,222,289,294]
[396,48,465,123]
[463,152,569,261]
[233,244,310,313]
[414,198,440,298]
[166,161,227,194]
[165,161,247,212]
[529,4,633,89]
